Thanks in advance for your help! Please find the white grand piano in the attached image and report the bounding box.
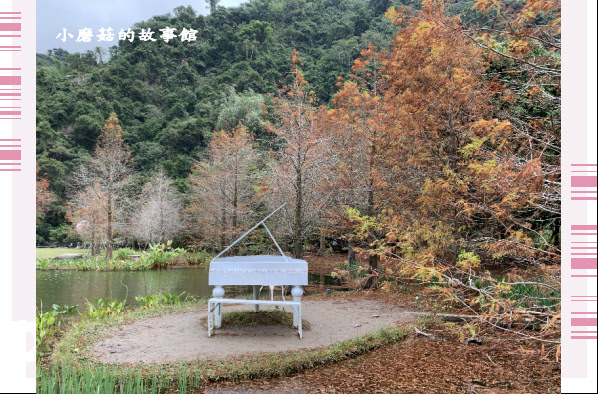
[207,205,308,338]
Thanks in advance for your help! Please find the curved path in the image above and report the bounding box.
[93,299,413,363]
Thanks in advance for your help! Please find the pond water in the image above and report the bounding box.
[36,268,341,312]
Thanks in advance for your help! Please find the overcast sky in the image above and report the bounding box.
[37,1,246,54]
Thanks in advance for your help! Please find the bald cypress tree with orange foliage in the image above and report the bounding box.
[366,1,501,267]
[340,0,560,292]
[188,124,259,251]
[265,49,336,259]
[465,0,562,252]
[67,184,107,255]
[334,1,562,334]
[353,0,557,271]
[73,113,134,258]
[329,44,391,268]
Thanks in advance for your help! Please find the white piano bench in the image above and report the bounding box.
[207,298,303,339]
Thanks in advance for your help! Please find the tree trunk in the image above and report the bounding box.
[368,254,379,270]
[105,195,113,259]
[551,219,560,245]
[293,166,303,259]
[232,172,239,254]
[319,229,326,255]
[159,189,165,245]
[220,207,226,252]
[90,232,96,256]
[347,238,355,265]
[367,135,377,270]
[367,137,376,217]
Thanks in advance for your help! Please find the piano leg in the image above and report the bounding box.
[291,286,303,329]
[298,304,302,339]
[208,301,213,337]
[212,286,225,328]
[253,285,260,312]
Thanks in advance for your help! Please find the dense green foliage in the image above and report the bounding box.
[36,0,404,243]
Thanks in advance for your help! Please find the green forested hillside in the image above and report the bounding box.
[36,0,403,243]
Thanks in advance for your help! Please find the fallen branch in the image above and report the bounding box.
[414,326,446,341]
[407,312,478,323]
[486,354,498,366]
[463,337,484,345]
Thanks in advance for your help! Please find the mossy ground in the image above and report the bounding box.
[200,309,312,331]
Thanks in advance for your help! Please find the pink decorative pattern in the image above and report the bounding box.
[570,225,597,275]
[0,75,20,85]
[571,164,598,200]
[0,139,21,170]
[571,314,598,340]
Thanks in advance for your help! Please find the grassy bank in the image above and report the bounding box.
[36,247,212,271]
[36,248,90,260]
[39,299,411,393]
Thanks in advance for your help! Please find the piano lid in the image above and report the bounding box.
[212,255,305,264]
[208,205,308,286]
[209,255,308,286]
[210,204,292,263]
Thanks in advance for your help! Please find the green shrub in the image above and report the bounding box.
[52,304,78,316]
[161,291,189,305]
[48,223,80,245]
[37,304,79,355]
[134,294,162,309]
[36,311,58,355]
[82,298,126,319]
[116,248,137,260]
[140,241,186,269]
[135,291,192,309]
[36,258,52,269]
[185,250,212,266]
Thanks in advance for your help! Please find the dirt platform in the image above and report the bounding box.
[93,299,413,364]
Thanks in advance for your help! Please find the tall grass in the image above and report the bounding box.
[37,364,185,394]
